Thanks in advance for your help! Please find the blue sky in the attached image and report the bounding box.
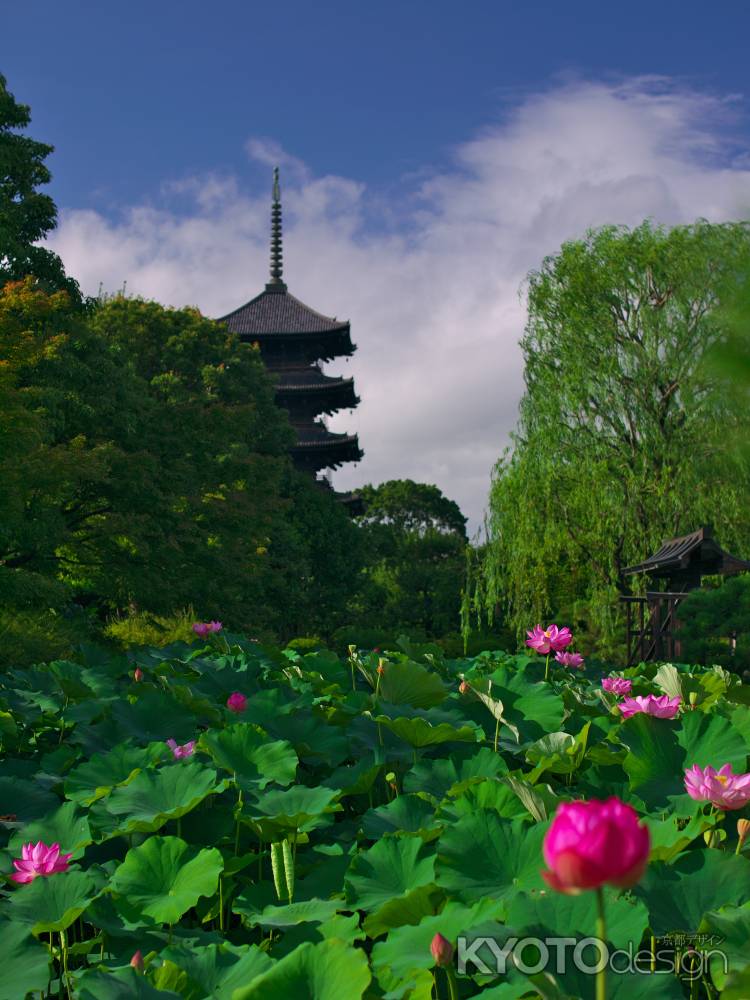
[4,0,748,214]
[3,2,750,528]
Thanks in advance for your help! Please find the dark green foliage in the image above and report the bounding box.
[676,576,750,673]
[475,220,750,658]
[354,480,467,638]
[0,284,364,661]
[0,74,79,298]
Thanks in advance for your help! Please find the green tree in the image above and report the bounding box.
[354,479,467,637]
[474,220,750,657]
[0,74,78,297]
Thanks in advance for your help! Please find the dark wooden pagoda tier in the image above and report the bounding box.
[273,365,359,417]
[217,167,362,487]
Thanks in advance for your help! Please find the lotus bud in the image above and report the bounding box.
[738,818,750,850]
[430,932,454,967]
[459,680,470,694]
[130,950,144,972]
[133,667,143,682]
[377,659,386,676]
[689,691,699,708]
[348,644,357,656]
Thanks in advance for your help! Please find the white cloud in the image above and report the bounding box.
[47,78,750,533]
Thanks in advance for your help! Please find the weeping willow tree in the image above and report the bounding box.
[465,220,750,659]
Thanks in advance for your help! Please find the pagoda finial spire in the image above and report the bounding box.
[267,166,286,290]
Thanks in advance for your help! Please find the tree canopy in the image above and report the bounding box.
[0,284,367,661]
[354,479,467,638]
[0,74,78,298]
[473,220,750,657]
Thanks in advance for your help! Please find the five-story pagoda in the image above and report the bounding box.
[218,169,363,502]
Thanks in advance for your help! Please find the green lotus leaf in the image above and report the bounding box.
[362,883,444,938]
[64,742,162,805]
[159,942,274,1000]
[481,664,565,741]
[77,967,182,1000]
[231,938,370,1000]
[199,724,297,788]
[109,836,223,925]
[103,762,220,834]
[435,812,548,902]
[345,835,436,910]
[496,774,562,822]
[377,659,448,708]
[403,746,507,801]
[8,800,92,860]
[372,714,479,748]
[645,809,711,862]
[322,759,382,796]
[243,785,340,832]
[261,712,350,768]
[233,897,339,928]
[508,887,649,951]
[438,777,531,823]
[9,869,99,933]
[362,793,439,839]
[720,966,750,1000]
[110,689,199,744]
[699,903,750,990]
[370,898,505,991]
[0,775,59,823]
[633,849,750,935]
[0,919,51,1000]
[620,711,747,810]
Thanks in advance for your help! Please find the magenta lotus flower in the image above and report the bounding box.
[542,797,650,894]
[166,738,196,760]
[555,651,584,669]
[619,694,681,719]
[602,677,632,695]
[526,624,573,655]
[684,764,750,810]
[226,691,247,713]
[192,620,223,638]
[11,841,72,884]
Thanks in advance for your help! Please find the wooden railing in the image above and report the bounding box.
[621,592,689,666]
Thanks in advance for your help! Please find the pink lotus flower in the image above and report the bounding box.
[130,950,144,972]
[166,738,196,760]
[555,651,584,669]
[542,797,650,894]
[11,841,72,884]
[684,764,750,810]
[619,694,681,719]
[602,677,632,695]
[226,691,247,713]
[526,624,573,655]
[133,667,143,682]
[192,620,223,638]
[430,932,454,967]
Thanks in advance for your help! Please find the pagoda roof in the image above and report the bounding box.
[290,422,362,467]
[623,525,750,578]
[219,285,350,337]
[275,366,356,394]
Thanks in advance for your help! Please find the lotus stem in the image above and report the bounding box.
[59,929,71,999]
[595,887,607,1000]
[545,653,550,682]
[445,965,459,1000]
[493,715,500,753]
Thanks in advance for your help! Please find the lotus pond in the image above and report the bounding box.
[1,634,750,999]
